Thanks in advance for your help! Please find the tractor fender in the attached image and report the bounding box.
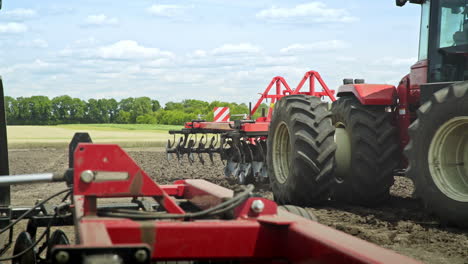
[337,84,397,105]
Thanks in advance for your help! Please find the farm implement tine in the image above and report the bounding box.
[166,135,177,161]
[175,136,186,162]
[166,141,173,161]
[251,139,268,182]
[208,136,217,164]
[255,138,265,161]
[186,136,196,165]
[237,141,254,184]
[219,136,227,166]
[197,136,206,165]
[224,141,241,178]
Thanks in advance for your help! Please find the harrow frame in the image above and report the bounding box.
[166,71,337,184]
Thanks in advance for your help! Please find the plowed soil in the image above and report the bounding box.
[9,148,468,264]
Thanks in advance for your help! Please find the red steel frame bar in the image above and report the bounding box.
[250,71,336,122]
[60,143,422,263]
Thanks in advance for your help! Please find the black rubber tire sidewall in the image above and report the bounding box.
[267,95,336,206]
[407,81,468,226]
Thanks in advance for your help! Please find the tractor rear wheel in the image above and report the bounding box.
[267,95,336,206]
[331,96,399,206]
[406,81,468,227]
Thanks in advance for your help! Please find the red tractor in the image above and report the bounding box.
[268,0,468,226]
[167,0,467,226]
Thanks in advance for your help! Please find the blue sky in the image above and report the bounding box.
[0,0,421,104]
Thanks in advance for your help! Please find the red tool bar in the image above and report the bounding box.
[188,121,233,130]
[186,121,269,134]
[75,206,421,263]
[73,144,185,214]
[175,179,233,210]
[250,71,336,122]
[71,144,421,264]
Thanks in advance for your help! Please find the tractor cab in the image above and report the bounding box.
[407,0,468,83]
[424,0,467,82]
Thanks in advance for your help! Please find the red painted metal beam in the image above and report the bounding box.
[74,144,185,214]
[70,144,422,264]
[250,71,336,122]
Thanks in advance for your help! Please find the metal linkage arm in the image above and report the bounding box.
[0,173,63,186]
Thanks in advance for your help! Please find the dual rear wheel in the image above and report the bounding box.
[267,95,399,206]
[268,81,468,227]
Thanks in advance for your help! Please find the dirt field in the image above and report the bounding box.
[8,148,468,264]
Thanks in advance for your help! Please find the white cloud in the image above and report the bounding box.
[96,40,174,60]
[74,37,98,47]
[212,43,261,55]
[256,2,358,23]
[0,23,28,33]
[84,14,119,26]
[145,58,174,68]
[280,40,348,53]
[373,57,417,67]
[191,49,207,57]
[19,38,49,48]
[147,4,189,17]
[3,8,37,20]
[0,59,58,74]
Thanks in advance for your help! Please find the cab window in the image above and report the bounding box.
[419,1,431,60]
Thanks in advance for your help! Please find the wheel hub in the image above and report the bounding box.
[272,122,291,184]
[429,116,468,202]
[334,124,351,181]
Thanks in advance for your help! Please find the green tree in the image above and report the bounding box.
[131,97,152,123]
[182,99,209,114]
[52,95,74,124]
[70,98,86,123]
[119,98,135,112]
[16,97,33,124]
[115,110,131,124]
[97,99,111,123]
[164,101,183,111]
[136,113,157,124]
[5,96,18,124]
[29,96,52,124]
[85,99,101,123]
[107,99,119,123]
[151,100,161,112]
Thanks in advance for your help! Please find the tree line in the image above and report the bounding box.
[5,95,268,125]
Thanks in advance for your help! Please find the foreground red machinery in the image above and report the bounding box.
[166,71,336,185]
[0,131,422,263]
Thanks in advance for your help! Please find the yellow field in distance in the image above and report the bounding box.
[7,124,183,149]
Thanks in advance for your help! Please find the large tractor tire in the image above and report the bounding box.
[267,95,336,206]
[331,96,399,206]
[406,81,468,227]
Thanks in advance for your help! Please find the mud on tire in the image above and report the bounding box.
[267,95,336,206]
[278,205,318,222]
[331,96,399,206]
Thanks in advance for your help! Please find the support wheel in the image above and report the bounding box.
[406,81,468,227]
[331,96,399,206]
[47,230,70,259]
[13,231,36,264]
[267,95,336,206]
